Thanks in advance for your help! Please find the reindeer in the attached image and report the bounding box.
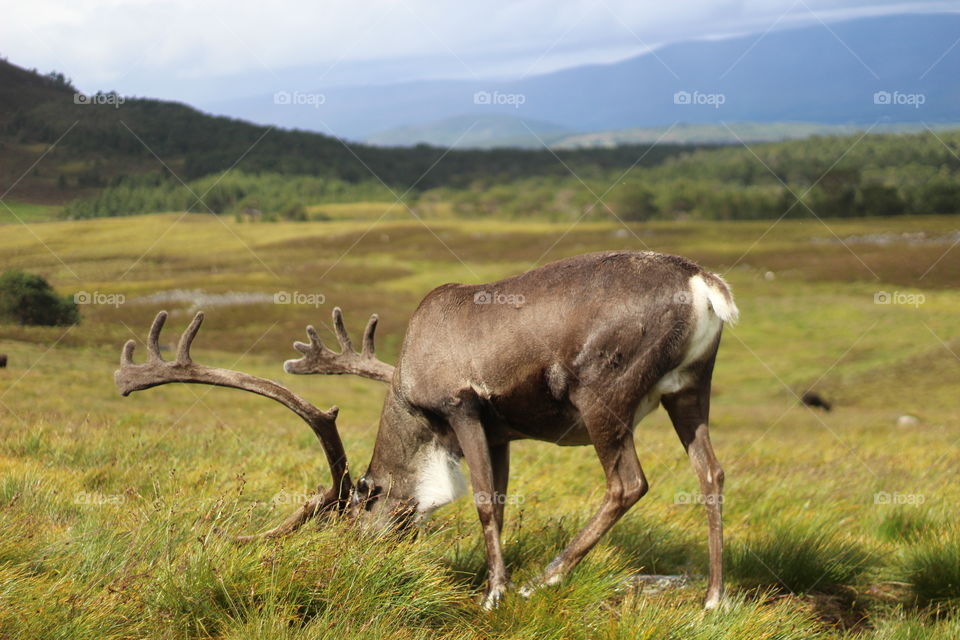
[115,250,738,609]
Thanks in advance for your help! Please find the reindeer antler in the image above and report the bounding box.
[283,307,395,383]
[116,311,353,539]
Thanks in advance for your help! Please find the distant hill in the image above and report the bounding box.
[0,60,696,206]
[202,12,960,140]
[551,122,960,148]
[366,119,960,150]
[365,115,572,149]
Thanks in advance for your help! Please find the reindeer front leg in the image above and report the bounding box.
[490,442,510,534]
[445,395,510,609]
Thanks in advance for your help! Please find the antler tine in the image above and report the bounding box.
[283,307,395,383]
[121,339,136,366]
[361,314,379,357]
[294,325,327,356]
[332,307,353,353]
[147,310,167,361]
[176,311,204,364]
[116,311,354,540]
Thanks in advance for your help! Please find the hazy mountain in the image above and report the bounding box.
[199,12,960,142]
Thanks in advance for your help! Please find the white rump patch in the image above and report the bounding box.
[634,274,739,427]
[681,275,731,367]
[414,443,467,514]
[691,273,739,325]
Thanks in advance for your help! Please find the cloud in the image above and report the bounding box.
[2,0,956,101]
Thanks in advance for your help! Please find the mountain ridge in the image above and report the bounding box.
[198,12,960,140]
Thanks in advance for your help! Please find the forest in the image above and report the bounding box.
[60,129,960,221]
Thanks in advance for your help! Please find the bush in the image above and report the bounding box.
[279,200,307,221]
[0,270,80,326]
[611,184,658,221]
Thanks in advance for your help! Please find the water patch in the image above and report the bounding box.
[130,289,277,313]
[812,231,960,246]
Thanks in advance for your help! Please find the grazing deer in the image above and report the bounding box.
[116,251,737,609]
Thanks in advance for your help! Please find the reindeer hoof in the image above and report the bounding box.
[703,592,728,612]
[481,588,504,610]
[518,573,561,598]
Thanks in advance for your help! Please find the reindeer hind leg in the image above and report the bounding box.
[522,395,648,594]
[661,381,725,610]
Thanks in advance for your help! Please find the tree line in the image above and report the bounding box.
[61,129,960,221]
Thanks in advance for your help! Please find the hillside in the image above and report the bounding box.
[4,59,960,225]
[0,59,692,209]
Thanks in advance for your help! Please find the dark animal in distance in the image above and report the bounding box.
[0,354,7,368]
[801,391,832,412]
[115,251,738,609]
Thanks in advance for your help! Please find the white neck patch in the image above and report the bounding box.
[414,443,467,514]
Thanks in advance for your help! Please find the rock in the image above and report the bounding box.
[625,574,692,594]
[897,415,919,427]
[764,270,776,281]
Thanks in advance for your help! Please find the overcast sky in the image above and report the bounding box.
[2,0,957,103]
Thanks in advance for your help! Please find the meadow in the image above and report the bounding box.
[1,208,959,639]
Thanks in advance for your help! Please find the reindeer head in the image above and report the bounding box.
[115,308,451,540]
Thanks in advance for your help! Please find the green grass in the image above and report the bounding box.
[0,199,63,223]
[0,213,958,638]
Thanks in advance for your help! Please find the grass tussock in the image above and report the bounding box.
[894,526,960,608]
[728,518,874,593]
[867,610,960,640]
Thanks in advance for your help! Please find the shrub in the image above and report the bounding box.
[0,270,80,326]
[279,200,307,221]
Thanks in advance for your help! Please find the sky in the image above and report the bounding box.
[2,0,957,104]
